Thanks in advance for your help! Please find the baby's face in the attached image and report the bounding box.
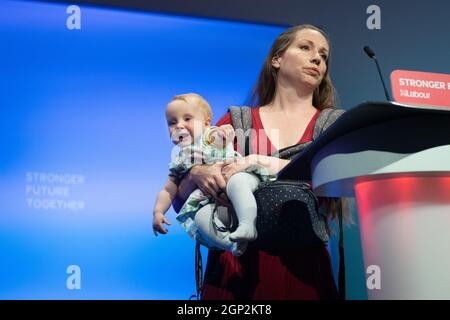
[166,100,210,147]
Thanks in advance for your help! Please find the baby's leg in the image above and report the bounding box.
[194,204,247,256]
[226,172,260,242]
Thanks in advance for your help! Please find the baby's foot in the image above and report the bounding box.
[229,224,257,242]
[231,241,248,257]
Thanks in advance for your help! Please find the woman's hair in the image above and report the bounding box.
[251,25,350,223]
[251,24,336,110]
[170,93,213,122]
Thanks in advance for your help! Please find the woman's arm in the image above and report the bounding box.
[172,163,230,213]
[250,154,290,176]
[221,154,290,181]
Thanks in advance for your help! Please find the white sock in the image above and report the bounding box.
[194,204,247,256]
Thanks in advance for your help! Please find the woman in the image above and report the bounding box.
[174,24,339,299]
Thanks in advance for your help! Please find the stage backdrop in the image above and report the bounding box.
[6,0,448,300]
[0,0,290,299]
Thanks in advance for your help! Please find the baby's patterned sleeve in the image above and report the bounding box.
[167,146,207,184]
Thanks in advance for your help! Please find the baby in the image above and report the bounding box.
[152,93,270,256]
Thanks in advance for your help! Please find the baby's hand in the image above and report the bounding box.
[217,124,235,143]
[152,212,172,236]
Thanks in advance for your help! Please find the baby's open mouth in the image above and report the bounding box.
[174,131,190,144]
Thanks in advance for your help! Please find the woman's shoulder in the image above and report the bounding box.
[316,107,346,125]
[215,106,258,127]
[215,112,232,126]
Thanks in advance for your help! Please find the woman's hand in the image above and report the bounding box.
[221,155,257,182]
[190,163,230,206]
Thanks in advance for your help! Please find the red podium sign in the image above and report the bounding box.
[391,70,450,108]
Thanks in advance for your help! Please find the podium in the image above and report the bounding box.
[278,101,450,299]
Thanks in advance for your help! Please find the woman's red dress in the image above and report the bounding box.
[201,107,338,300]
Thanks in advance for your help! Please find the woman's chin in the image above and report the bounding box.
[302,79,321,91]
[292,75,321,91]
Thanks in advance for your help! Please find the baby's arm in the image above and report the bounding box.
[152,177,178,236]
[216,124,235,144]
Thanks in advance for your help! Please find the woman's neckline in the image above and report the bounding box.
[255,106,320,151]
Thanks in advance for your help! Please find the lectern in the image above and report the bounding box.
[278,101,450,299]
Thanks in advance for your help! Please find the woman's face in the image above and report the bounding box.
[273,29,329,90]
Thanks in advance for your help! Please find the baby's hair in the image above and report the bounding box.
[170,93,213,122]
